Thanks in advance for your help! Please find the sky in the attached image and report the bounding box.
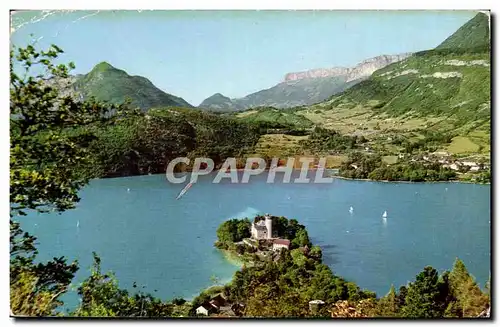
[10,10,477,106]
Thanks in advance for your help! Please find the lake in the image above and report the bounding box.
[19,172,491,309]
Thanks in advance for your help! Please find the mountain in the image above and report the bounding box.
[324,12,490,127]
[436,12,490,52]
[60,62,193,111]
[199,93,241,111]
[198,54,411,112]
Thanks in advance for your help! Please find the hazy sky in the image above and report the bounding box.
[10,10,476,106]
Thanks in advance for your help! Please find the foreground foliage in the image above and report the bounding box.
[9,43,173,317]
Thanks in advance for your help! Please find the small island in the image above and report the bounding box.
[190,214,373,317]
[214,214,320,264]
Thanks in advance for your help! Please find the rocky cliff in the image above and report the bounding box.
[284,53,412,83]
[284,67,350,82]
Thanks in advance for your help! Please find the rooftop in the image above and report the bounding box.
[198,303,213,311]
[253,224,267,230]
[273,239,291,246]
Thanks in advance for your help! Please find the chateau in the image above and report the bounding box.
[250,214,290,251]
[251,214,273,239]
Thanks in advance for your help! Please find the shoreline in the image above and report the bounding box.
[99,171,489,185]
[183,249,248,302]
[331,175,490,185]
[219,249,249,268]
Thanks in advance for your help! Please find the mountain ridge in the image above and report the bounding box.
[198,53,411,112]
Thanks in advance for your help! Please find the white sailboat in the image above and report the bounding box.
[382,211,388,219]
[76,220,80,228]
[349,206,354,214]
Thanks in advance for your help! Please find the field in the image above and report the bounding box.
[447,136,481,154]
[244,134,348,168]
[382,155,399,164]
[250,134,309,158]
[296,105,445,138]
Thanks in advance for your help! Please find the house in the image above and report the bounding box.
[350,164,358,169]
[196,303,215,316]
[461,161,477,167]
[209,294,227,310]
[196,294,227,316]
[449,163,459,171]
[217,299,240,317]
[470,166,480,172]
[433,151,450,156]
[272,239,291,251]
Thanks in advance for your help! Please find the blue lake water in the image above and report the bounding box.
[19,172,491,309]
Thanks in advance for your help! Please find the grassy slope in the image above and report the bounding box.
[328,51,490,122]
[234,107,314,128]
[298,13,491,160]
[436,12,490,51]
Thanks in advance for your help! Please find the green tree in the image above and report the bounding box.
[400,266,448,318]
[10,43,137,316]
[291,229,311,248]
[445,258,489,317]
[308,245,323,262]
[215,218,251,248]
[377,285,399,317]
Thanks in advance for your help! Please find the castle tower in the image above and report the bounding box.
[265,214,273,239]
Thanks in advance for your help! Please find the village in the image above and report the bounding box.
[400,150,490,173]
[359,143,490,173]
[344,146,491,182]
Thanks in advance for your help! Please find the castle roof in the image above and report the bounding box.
[253,224,267,230]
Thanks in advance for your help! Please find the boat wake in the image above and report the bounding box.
[227,207,262,220]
